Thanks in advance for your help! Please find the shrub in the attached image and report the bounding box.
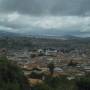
[0,56,30,90]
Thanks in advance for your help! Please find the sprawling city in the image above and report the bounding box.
[0,35,90,90]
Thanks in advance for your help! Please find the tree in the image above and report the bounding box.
[0,56,30,90]
[68,60,77,67]
[76,75,90,90]
[47,62,55,76]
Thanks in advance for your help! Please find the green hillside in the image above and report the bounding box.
[0,56,30,90]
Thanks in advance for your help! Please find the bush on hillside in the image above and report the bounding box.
[0,56,30,90]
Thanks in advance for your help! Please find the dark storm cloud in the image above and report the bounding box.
[0,0,90,16]
[0,0,90,37]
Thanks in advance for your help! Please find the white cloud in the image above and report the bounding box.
[7,12,20,22]
[0,12,90,34]
[0,25,13,31]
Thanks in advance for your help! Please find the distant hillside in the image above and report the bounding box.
[0,30,90,50]
[0,30,23,38]
[0,30,89,40]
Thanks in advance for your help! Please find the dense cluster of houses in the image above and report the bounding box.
[0,48,90,80]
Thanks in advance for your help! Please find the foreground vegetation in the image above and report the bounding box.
[31,74,90,90]
[31,75,76,90]
[0,56,30,90]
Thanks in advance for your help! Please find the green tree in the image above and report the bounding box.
[47,62,55,76]
[0,56,30,90]
[76,75,90,90]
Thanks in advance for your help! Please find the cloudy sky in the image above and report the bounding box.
[0,0,90,37]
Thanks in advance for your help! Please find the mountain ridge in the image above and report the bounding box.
[0,30,90,40]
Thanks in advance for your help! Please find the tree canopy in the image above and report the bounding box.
[0,56,30,90]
